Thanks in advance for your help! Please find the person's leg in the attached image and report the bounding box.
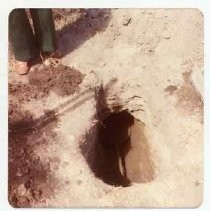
[9,9,39,74]
[30,9,62,58]
[30,9,56,53]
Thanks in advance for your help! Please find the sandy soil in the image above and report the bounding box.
[8,9,203,208]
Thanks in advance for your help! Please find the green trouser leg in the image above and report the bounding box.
[9,9,56,61]
[9,9,39,61]
[30,9,56,53]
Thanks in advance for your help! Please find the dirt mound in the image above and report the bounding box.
[9,64,85,104]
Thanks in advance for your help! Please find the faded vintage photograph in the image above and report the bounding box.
[8,8,203,208]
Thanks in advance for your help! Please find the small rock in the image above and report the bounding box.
[44,59,51,66]
[165,85,178,95]
[148,48,155,52]
[38,64,46,71]
[16,171,22,177]
[99,61,106,67]
[195,180,202,186]
[17,184,27,196]
[162,31,171,39]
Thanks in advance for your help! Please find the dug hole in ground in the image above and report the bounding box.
[8,9,203,208]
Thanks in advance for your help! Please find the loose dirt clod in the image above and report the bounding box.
[17,184,27,196]
[165,85,178,95]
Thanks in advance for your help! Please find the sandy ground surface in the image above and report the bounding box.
[8,9,203,208]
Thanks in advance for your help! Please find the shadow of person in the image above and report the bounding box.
[57,9,112,56]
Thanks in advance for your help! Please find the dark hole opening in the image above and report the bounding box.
[80,110,155,187]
